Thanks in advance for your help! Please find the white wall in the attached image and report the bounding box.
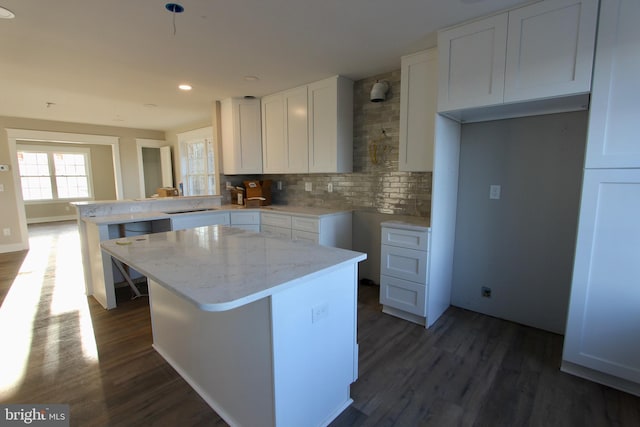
[451,111,588,334]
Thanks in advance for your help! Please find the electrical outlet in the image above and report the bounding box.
[3,228,10,237]
[327,182,333,193]
[277,181,282,190]
[0,184,4,192]
[481,286,492,298]
[489,185,501,200]
[311,302,329,323]
[305,182,312,192]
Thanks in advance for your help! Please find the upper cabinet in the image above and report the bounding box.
[438,0,598,122]
[308,76,354,173]
[584,0,640,168]
[437,14,507,112]
[399,48,438,172]
[261,86,309,174]
[220,98,263,175]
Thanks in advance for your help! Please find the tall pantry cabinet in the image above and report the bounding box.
[562,0,640,396]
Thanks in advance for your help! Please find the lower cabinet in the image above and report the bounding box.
[230,211,261,232]
[562,168,640,395]
[261,211,352,249]
[170,212,230,231]
[380,222,431,326]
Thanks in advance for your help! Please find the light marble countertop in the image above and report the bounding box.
[101,225,366,312]
[83,205,352,225]
[381,218,431,232]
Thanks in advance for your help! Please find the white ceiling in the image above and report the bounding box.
[0,0,529,131]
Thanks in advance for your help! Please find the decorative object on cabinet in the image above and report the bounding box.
[437,0,598,123]
[370,80,389,102]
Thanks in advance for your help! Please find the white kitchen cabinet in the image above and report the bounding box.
[220,97,263,174]
[399,48,437,172]
[261,86,309,174]
[308,76,354,173]
[230,210,260,232]
[170,211,230,231]
[379,223,431,326]
[584,0,640,169]
[437,13,507,112]
[504,0,597,103]
[438,0,597,119]
[562,0,640,397]
[261,210,352,249]
[284,86,309,173]
[562,169,640,395]
[260,93,286,173]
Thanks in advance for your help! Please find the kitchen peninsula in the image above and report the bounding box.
[101,225,366,427]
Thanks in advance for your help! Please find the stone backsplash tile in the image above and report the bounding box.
[220,69,432,218]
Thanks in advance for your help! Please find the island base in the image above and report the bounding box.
[148,263,359,427]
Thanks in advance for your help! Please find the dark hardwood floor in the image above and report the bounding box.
[1,221,638,426]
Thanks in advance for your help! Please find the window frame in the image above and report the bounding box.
[17,144,95,204]
[177,127,219,197]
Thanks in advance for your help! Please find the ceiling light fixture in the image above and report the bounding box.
[243,76,259,82]
[178,84,192,91]
[0,6,15,19]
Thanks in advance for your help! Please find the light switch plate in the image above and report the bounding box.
[305,182,312,192]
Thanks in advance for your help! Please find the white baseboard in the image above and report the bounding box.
[561,360,640,397]
[27,215,76,224]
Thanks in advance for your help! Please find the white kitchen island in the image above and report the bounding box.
[101,225,366,427]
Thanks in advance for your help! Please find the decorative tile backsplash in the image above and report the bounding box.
[221,70,432,218]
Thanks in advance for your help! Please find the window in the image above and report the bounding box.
[178,127,217,196]
[17,146,93,202]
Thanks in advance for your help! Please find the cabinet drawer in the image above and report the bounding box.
[230,211,261,225]
[261,213,292,228]
[379,275,426,317]
[292,229,319,244]
[291,216,319,232]
[381,227,429,251]
[261,225,292,239]
[381,245,428,284]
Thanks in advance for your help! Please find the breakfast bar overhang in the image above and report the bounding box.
[101,225,367,427]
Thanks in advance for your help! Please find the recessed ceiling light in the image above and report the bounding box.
[243,76,259,82]
[143,103,158,108]
[0,6,15,19]
[178,84,192,91]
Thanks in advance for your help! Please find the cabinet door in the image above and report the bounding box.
[380,275,427,317]
[308,76,353,173]
[284,86,309,173]
[230,211,261,226]
[261,225,292,239]
[437,13,508,112]
[261,93,287,173]
[292,229,319,244]
[221,98,262,174]
[291,216,319,233]
[504,0,598,103]
[585,0,640,168]
[563,169,640,384]
[399,49,437,172]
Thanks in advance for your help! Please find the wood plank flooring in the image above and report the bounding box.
[1,221,639,426]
